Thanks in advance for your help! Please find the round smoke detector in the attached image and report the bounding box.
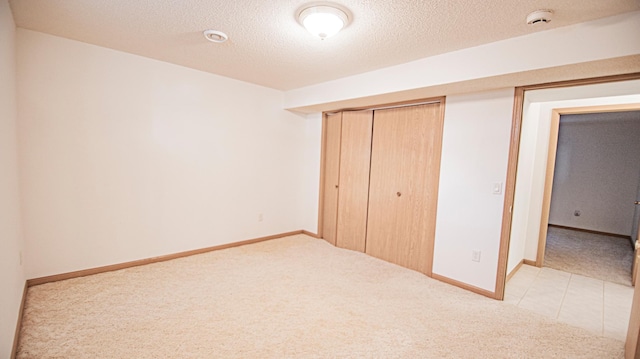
[526,10,553,25]
[203,30,228,43]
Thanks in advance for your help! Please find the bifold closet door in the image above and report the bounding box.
[365,103,444,276]
[321,113,342,245]
[335,110,373,252]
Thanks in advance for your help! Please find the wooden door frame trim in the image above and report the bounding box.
[633,242,639,287]
[535,102,640,266]
[494,72,640,300]
[494,87,525,300]
[626,263,640,357]
[317,113,329,239]
[534,107,561,268]
[426,97,447,277]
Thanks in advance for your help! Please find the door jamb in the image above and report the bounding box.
[494,72,640,300]
[317,114,329,239]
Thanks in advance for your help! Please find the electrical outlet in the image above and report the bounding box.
[574,210,581,217]
[258,213,263,222]
[472,250,481,262]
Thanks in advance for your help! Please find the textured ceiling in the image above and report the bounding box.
[9,0,640,90]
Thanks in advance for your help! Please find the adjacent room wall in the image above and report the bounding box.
[0,0,25,356]
[432,89,514,292]
[549,113,640,236]
[17,29,313,279]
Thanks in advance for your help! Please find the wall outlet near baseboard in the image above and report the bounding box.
[472,250,481,262]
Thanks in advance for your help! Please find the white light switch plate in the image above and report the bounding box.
[492,182,502,195]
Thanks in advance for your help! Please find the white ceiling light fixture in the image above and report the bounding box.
[298,3,351,40]
[203,29,228,43]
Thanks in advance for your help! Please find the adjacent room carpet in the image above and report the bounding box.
[18,234,624,358]
[544,226,634,286]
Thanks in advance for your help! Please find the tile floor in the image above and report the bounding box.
[505,264,634,341]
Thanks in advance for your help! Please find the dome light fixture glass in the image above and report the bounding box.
[298,4,350,40]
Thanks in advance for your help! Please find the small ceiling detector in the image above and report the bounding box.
[526,10,553,25]
[203,30,228,43]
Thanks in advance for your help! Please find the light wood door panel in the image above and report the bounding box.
[626,260,640,358]
[365,103,444,275]
[336,110,373,252]
[321,113,342,245]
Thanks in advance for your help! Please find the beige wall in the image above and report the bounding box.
[17,29,316,279]
[432,89,514,291]
[549,113,640,235]
[0,0,25,356]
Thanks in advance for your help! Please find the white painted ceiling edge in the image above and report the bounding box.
[526,79,640,103]
[11,0,638,91]
[284,11,640,114]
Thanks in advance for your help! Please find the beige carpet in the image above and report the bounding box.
[544,226,634,286]
[18,234,624,358]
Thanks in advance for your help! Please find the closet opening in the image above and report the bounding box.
[317,98,446,277]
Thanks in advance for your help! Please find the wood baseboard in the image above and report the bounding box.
[506,260,524,282]
[11,281,28,359]
[27,230,305,287]
[301,230,319,238]
[548,224,631,240]
[431,273,496,299]
[523,259,537,266]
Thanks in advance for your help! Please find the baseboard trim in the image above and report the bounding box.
[548,224,631,240]
[27,230,304,287]
[11,281,28,359]
[431,273,496,299]
[523,259,537,266]
[301,230,319,238]
[506,260,524,282]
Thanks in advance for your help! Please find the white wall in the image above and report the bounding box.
[506,80,640,268]
[284,11,640,111]
[507,100,557,273]
[298,113,322,232]
[17,29,313,279]
[549,114,640,235]
[432,89,514,292]
[0,0,25,356]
